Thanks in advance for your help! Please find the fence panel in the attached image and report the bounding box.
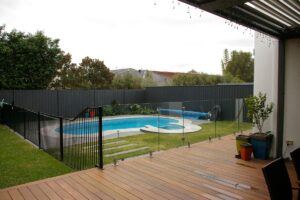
[124,89,145,104]
[145,84,253,103]
[62,107,101,170]
[58,90,94,118]
[32,90,58,116]
[0,90,13,103]
[1,105,25,137]
[1,103,102,170]
[24,111,39,146]
[40,115,61,160]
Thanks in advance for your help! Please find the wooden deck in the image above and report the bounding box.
[0,135,297,200]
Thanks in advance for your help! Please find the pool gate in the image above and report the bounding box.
[0,103,103,170]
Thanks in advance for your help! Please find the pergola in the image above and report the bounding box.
[179,0,300,157]
[179,0,300,39]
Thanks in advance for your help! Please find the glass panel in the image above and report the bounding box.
[182,99,215,145]
[102,102,157,165]
[25,111,39,146]
[157,102,184,150]
[40,115,61,160]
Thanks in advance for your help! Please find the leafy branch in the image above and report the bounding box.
[245,92,273,134]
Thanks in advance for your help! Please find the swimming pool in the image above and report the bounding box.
[62,117,183,135]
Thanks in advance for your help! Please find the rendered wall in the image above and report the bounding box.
[253,32,279,158]
[283,38,300,157]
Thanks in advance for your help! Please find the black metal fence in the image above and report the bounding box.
[0,103,103,170]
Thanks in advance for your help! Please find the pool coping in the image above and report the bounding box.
[40,114,203,145]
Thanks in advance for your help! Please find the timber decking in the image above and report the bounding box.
[0,135,297,200]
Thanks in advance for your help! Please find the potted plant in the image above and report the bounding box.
[245,92,274,159]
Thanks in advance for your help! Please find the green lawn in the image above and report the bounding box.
[63,121,251,166]
[0,125,73,189]
[102,120,252,164]
[0,120,251,188]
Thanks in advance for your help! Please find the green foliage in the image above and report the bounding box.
[112,73,143,89]
[171,71,242,86]
[0,26,64,89]
[222,50,254,82]
[245,92,273,134]
[128,104,156,115]
[81,57,114,88]
[221,48,229,72]
[103,101,156,116]
[51,56,114,89]
[0,125,72,188]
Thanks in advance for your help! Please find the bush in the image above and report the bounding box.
[103,102,156,116]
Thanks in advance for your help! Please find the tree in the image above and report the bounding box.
[221,48,229,73]
[49,53,85,89]
[51,56,114,89]
[222,50,254,82]
[112,73,142,89]
[80,57,114,89]
[171,71,242,86]
[245,92,273,134]
[141,71,156,88]
[0,26,64,89]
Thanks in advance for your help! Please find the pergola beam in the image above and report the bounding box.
[178,0,300,39]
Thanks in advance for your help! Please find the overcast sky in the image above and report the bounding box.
[1,0,254,74]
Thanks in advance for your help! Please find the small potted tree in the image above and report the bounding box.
[245,92,274,159]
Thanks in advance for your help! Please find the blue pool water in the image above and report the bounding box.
[62,117,182,135]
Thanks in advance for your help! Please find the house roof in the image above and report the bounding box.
[152,71,179,77]
[179,0,300,39]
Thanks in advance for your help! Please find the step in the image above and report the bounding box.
[104,140,127,146]
[104,147,150,157]
[83,140,128,149]
[104,143,137,151]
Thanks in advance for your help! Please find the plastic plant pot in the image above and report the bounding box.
[236,135,250,155]
[240,143,253,161]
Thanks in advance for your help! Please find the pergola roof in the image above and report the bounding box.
[179,0,300,39]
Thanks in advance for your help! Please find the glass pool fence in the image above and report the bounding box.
[0,98,251,170]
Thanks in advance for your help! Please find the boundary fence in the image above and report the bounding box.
[0,84,253,118]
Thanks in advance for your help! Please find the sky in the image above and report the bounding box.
[0,0,254,75]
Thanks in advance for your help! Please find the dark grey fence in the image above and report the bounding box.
[0,84,252,118]
[145,84,253,102]
[0,89,145,118]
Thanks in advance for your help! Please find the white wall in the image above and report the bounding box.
[283,38,300,157]
[254,34,300,158]
[253,32,278,158]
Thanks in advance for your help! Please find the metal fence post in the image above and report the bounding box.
[23,110,26,139]
[98,107,103,169]
[59,117,64,161]
[38,112,41,149]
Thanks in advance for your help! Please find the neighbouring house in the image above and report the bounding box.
[112,68,179,86]
[151,71,178,86]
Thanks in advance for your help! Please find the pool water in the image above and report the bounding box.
[62,117,183,134]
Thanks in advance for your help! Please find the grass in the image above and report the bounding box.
[0,120,251,188]
[0,125,73,189]
[64,121,252,166]
[102,120,252,163]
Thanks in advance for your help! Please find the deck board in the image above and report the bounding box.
[1,135,297,200]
